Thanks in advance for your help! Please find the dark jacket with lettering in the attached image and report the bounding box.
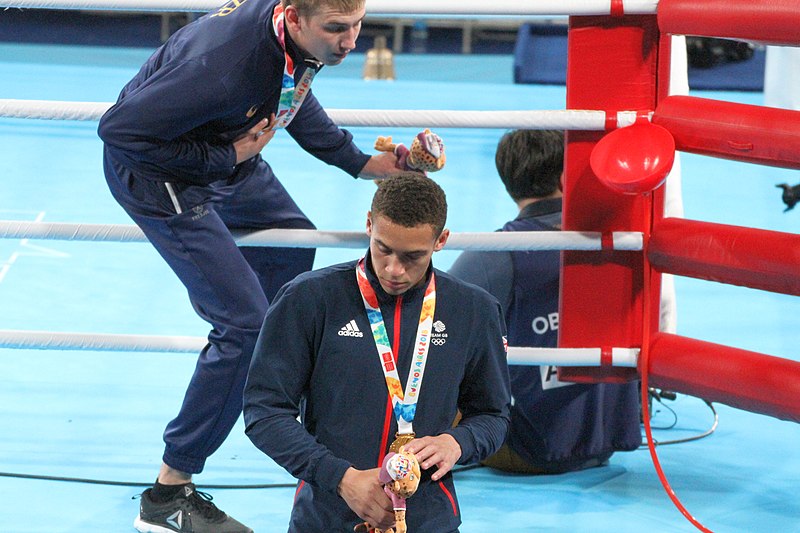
[244,254,511,532]
[450,199,641,472]
[97,0,369,185]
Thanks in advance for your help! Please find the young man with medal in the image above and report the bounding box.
[244,173,512,532]
[98,1,402,531]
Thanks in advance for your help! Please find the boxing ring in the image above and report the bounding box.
[1,0,800,531]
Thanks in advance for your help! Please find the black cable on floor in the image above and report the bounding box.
[640,391,718,448]
[0,471,296,489]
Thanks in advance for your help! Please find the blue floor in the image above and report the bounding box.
[1,42,800,533]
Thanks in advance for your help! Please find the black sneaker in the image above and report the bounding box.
[133,484,253,533]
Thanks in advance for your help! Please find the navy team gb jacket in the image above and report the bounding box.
[244,255,511,532]
[97,0,369,185]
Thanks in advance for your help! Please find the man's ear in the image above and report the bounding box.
[366,211,373,236]
[284,5,302,31]
[433,228,450,252]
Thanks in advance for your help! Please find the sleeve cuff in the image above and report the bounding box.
[312,454,353,493]
[217,143,237,172]
[347,152,372,179]
[444,426,476,465]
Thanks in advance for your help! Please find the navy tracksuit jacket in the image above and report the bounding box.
[244,255,511,532]
[502,201,641,471]
[451,199,641,472]
[97,0,369,474]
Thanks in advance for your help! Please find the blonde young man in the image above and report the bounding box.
[99,1,401,531]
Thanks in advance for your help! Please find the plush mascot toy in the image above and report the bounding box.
[354,447,421,533]
[375,129,446,173]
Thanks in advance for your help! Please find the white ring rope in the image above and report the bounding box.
[0,1,652,363]
[0,220,644,251]
[0,220,641,358]
[0,329,639,367]
[0,0,659,16]
[0,100,645,130]
[0,330,207,353]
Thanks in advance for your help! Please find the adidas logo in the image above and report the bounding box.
[338,319,364,337]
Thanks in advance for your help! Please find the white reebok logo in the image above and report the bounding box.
[338,319,364,337]
[167,509,183,530]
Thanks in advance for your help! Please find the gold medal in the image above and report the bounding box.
[389,432,416,452]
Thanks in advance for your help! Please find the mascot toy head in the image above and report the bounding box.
[374,129,446,174]
[406,129,446,173]
[383,447,421,499]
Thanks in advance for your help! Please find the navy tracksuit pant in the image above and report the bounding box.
[104,150,315,473]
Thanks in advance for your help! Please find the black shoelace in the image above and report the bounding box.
[186,489,226,521]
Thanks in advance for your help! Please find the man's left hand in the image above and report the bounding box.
[402,434,461,481]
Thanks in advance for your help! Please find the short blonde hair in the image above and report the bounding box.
[282,0,365,16]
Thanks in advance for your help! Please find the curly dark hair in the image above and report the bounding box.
[495,129,564,202]
[371,172,447,235]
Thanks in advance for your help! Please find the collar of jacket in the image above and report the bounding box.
[516,197,562,220]
[283,22,325,73]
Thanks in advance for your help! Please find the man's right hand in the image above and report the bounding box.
[338,467,395,530]
[233,114,277,164]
